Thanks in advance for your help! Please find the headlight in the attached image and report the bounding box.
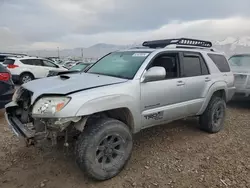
[32,96,71,115]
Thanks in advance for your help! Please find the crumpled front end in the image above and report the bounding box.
[5,87,82,146]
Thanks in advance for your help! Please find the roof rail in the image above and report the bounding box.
[142,38,213,49]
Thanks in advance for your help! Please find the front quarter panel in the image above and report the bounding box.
[41,81,141,132]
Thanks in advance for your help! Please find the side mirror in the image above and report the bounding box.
[142,66,166,82]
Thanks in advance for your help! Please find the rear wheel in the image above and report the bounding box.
[75,118,133,180]
[199,97,226,133]
[19,73,34,84]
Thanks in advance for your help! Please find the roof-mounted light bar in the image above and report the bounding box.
[142,38,213,48]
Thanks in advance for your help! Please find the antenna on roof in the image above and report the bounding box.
[142,38,213,48]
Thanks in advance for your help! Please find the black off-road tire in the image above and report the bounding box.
[75,118,133,181]
[199,96,226,133]
[19,73,34,84]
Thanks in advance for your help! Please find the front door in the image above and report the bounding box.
[140,52,187,129]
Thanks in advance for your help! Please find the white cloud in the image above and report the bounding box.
[0,0,250,51]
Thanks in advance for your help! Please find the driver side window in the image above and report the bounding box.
[148,53,180,79]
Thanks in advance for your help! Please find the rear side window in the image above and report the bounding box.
[3,59,15,65]
[208,54,230,72]
[21,59,43,66]
[182,53,209,77]
[21,59,33,65]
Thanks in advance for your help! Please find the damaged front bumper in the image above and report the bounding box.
[5,101,83,146]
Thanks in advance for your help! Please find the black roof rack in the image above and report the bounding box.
[142,38,212,48]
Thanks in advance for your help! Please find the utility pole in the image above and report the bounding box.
[81,48,83,59]
[57,47,60,59]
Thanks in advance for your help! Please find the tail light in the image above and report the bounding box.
[0,72,10,81]
[7,64,19,69]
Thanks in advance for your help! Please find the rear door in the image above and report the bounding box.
[178,52,212,116]
[20,59,45,78]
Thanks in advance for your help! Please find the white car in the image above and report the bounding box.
[3,56,67,84]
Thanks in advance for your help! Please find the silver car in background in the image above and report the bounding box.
[228,54,250,98]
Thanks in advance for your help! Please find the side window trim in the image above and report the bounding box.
[144,51,181,79]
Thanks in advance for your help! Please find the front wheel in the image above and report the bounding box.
[75,118,133,180]
[199,97,226,133]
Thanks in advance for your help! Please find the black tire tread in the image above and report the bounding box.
[75,117,132,181]
[199,96,226,133]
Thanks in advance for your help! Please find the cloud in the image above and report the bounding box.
[0,0,250,51]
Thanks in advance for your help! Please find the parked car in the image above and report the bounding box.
[2,56,67,84]
[0,64,15,109]
[0,53,27,64]
[47,62,94,77]
[228,54,250,98]
[5,38,235,181]
[62,61,79,69]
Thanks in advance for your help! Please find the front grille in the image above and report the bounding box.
[234,74,247,86]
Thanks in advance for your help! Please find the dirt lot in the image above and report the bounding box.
[0,102,249,188]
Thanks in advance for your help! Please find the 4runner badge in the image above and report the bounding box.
[144,111,163,120]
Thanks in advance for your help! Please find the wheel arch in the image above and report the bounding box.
[20,71,35,79]
[75,107,135,133]
[198,81,227,115]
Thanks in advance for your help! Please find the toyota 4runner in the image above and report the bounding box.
[5,38,235,180]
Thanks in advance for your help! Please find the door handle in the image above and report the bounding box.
[205,77,211,82]
[177,80,185,86]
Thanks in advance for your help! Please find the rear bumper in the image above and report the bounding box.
[234,88,250,97]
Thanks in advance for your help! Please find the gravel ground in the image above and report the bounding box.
[0,102,249,188]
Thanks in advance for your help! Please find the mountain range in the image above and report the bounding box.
[25,36,250,58]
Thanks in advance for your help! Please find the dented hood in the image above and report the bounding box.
[22,73,127,99]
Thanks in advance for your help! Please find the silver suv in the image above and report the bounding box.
[5,38,235,180]
[228,54,250,98]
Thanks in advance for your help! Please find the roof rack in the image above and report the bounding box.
[142,38,213,49]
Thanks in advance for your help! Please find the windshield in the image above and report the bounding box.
[228,55,250,68]
[87,51,151,79]
[70,63,88,71]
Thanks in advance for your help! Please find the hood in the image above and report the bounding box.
[23,73,128,97]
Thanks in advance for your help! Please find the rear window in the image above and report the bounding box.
[228,55,250,68]
[208,54,230,72]
[3,59,15,65]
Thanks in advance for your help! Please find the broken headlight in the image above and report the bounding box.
[32,96,71,115]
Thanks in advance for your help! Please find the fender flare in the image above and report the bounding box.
[198,81,227,115]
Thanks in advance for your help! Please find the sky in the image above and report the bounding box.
[0,0,250,51]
